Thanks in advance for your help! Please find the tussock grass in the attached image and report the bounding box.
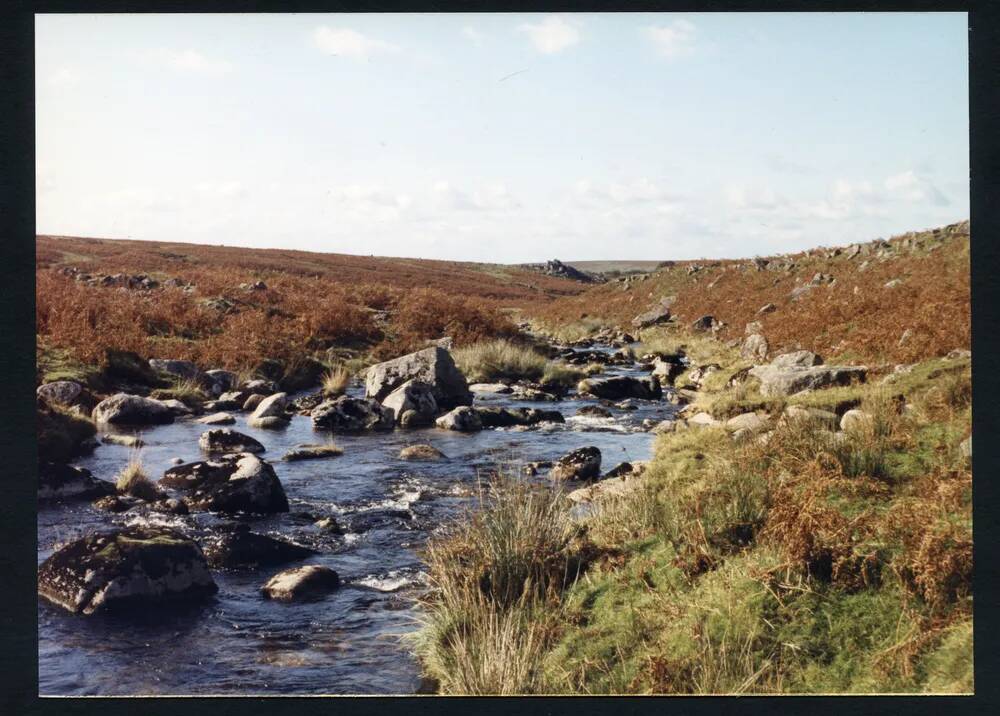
[151,377,207,406]
[453,340,547,384]
[115,450,160,501]
[36,399,97,462]
[540,363,586,391]
[321,365,352,397]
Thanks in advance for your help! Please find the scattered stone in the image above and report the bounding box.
[435,406,483,432]
[92,393,174,426]
[399,444,447,460]
[261,565,341,602]
[161,453,289,514]
[550,446,602,481]
[37,527,217,615]
[199,429,265,454]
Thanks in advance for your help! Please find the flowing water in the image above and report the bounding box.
[37,345,674,695]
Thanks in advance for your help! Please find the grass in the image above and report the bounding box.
[114,450,161,501]
[453,340,548,384]
[36,399,96,462]
[150,377,207,406]
[321,365,352,397]
[540,363,586,391]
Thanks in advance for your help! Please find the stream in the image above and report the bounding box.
[37,343,673,695]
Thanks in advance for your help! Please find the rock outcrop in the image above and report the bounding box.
[750,352,867,397]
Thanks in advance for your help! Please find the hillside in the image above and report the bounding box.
[530,221,970,366]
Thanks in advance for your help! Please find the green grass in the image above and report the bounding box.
[453,340,548,383]
[540,363,586,391]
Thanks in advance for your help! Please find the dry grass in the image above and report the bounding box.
[452,340,548,384]
[114,450,161,501]
[321,366,352,397]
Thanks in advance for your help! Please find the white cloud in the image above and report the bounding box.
[431,181,518,211]
[152,49,233,75]
[518,16,581,54]
[312,26,399,60]
[47,67,82,86]
[461,26,484,45]
[644,20,697,59]
[885,170,950,206]
[726,185,786,212]
[195,181,246,199]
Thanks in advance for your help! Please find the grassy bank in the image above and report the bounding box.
[413,331,972,694]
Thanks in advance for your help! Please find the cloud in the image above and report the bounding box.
[644,20,697,58]
[885,170,950,206]
[518,16,581,54]
[46,67,82,86]
[154,49,233,75]
[461,26,484,45]
[195,181,246,199]
[312,26,399,60]
[726,185,787,212]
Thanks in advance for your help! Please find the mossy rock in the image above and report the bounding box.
[37,399,97,463]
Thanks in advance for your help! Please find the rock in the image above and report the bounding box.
[242,394,265,412]
[435,406,483,432]
[243,379,279,395]
[399,444,447,460]
[687,364,721,388]
[750,363,867,397]
[248,416,290,430]
[381,380,438,427]
[603,461,634,479]
[149,358,204,382]
[741,334,769,364]
[283,444,344,461]
[687,412,721,428]
[631,298,673,329]
[261,565,341,601]
[38,462,115,501]
[510,385,559,402]
[960,436,972,459]
[540,259,600,283]
[156,398,194,416]
[576,405,613,418]
[789,284,814,301]
[469,383,513,394]
[248,392,289,429]
[203,525,315,569]
[101,433,144,448]
[92,495,134,512]
[651,419,677,434]
[161,453,289,514]
[197,412,236,425]
[311,396,395,432]
[725,413,769,434]
[550,446,602,481]
[365,347,472,409]
[203,369,237,397]
[758,303,777,315]
[783,405,840,429]
[946,349,971,360]
[691,315,719,332]
[314,517,342,533]
[840,409,872,432]
[651,357,685,386]
[37,527,217,615]
[475,407,565,428]
[219,390,250,404]
[92,393,174,426]
[36,381,83,407]
[772,350,824,368]
[577,375,661,400]
[745,321,763,335]
[199,429,265,454]
[884,279,903,289]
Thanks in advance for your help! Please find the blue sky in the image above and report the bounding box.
[35,12,969,262]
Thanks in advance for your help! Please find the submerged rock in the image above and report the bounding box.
[475,406,565,428]
[261,565,341,601]
[282,444,344,461]
[202,525,315,569]
[92,393,174,426]
[399,444,447,461]
[37,527,217,615]
[550,446,602,481]
[365,347,472,409]
[161,453,289,514]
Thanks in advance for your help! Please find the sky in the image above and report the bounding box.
[35,12,969,263]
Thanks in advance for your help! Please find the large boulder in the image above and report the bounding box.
[577,375,661,400]
[161,453,289,514]
[36,381,83,407]
[435,406,482,432]
[550,446,602,481]
[37,527,217,615]
[750,361,867,397]
[365,347,472,409]
[38,462,114,502]
[261,565,341,601]
[771,350,823,369]
[202,524,315,569]
[92,393,174,426]
[199,429,265,454]
[311,396,395,432]
[381,380,438,427]
[631,298,673,329]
